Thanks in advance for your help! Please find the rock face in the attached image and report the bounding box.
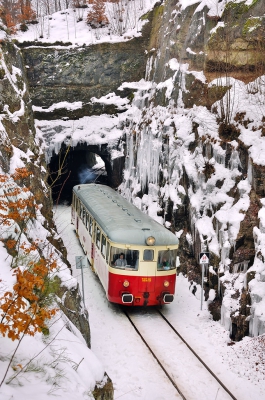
[56,279,91,347]
[0,39,53,220]
[146,0,265,104]
[20,25,151,111]
[206,1,265,82]
[0,38,114,398]
[93,376,114,400]
[17,15,154,198]
[118,0,265,341]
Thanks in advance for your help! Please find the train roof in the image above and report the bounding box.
[73,184,179,247]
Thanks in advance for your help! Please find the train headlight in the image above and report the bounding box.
[146,236,156,246]
[164,280,170,288]
[123,280,130,288]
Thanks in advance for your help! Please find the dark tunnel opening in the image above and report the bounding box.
[48,146,107,204]
[47,143,125,204]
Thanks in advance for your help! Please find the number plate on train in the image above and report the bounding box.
[142,277,152,282]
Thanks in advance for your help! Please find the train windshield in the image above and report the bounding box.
[157,249,178,271]
[110,247,139,270]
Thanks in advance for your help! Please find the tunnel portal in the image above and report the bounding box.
[47,143,125,204]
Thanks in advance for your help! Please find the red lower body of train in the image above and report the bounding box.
[107,271,176,306]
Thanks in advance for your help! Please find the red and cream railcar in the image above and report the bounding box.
[71,184,179,306]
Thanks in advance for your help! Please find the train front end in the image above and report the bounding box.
[107,243,178,307]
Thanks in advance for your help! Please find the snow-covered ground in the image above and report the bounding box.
[15,0,157,47]
[0,210,105,400]
[14,0,231,47]
[54,205,265,400]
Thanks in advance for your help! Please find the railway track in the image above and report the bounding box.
[123,307,237,400]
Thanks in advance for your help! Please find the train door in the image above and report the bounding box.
[76,214,79,232]
[87,214,94,267]
[90,221,98,272]
[100,234,109,290]
[94,225,108,291]
[71,193,75,224]
[138,249,156,295]
[88,216,95,271]
[76,199,81,233]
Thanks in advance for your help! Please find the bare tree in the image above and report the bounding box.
[106,0,139,36]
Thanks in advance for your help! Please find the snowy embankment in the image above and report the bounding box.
[0,34,106,399]
[0,187,105,399]
[15,0,157,47]
[119,66,265,338]
[0,112,105,400]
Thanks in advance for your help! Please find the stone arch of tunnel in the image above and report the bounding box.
[47,142,125,203]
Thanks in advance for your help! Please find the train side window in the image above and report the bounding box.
[143,249,154,261]
[101,235,106,258]
[82,207,86,223]
[86,213,89,230]
[96,226,101,249]
[79,203,82,217]
[157,249,177,271]
[89,217,93,236]
[106,241,110,264]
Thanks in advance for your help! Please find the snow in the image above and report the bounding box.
[119,79,154,91]
[178,0,236,18]
[186,47,196,55]
[33,101,83,113]
[0,312,105,400]
[13,1,249,49]
[12,0,257,48]
[9,147,35,174]
[15,0,158,47]
[91,93,129,110]
[51,205,265,400]
[0,167,105,398]
[36,113,125,163]
[1,0,265,397]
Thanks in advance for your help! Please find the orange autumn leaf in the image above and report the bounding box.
[0,168,58,341]
[6,239,17,249]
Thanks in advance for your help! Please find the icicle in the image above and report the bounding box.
[243,259,249,273]
[145,56,153,81]
[135,125,162,192]
[213,146,225,166]
[229,149,242,171]
[233,263,239,274]
[205,141,212,159]
[220,302,232,332]
[247,158,253,186]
